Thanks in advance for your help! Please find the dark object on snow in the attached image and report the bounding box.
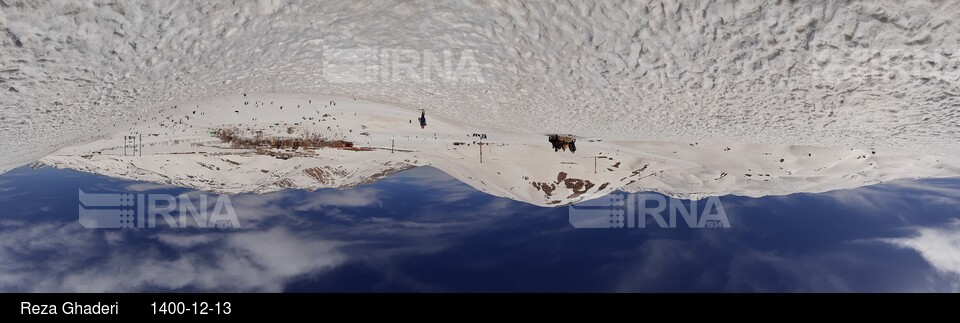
[548,135,577,153]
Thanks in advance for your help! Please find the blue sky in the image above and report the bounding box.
[0,166,958,292]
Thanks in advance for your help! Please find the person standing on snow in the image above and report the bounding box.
[418,109,427,129]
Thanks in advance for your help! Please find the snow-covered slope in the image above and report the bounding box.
[37,93,960,207]
[3,1,960,173]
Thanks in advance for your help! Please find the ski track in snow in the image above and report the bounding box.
[2,0,960,173]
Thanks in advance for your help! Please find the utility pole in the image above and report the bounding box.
[582,155,599,173]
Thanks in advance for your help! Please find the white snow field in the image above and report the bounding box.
[2,1,960,200]
[38,93,960,206]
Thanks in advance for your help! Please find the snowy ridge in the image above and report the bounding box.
[3,1,960,172]
[41,153,419,195]
[36,93,960,207]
